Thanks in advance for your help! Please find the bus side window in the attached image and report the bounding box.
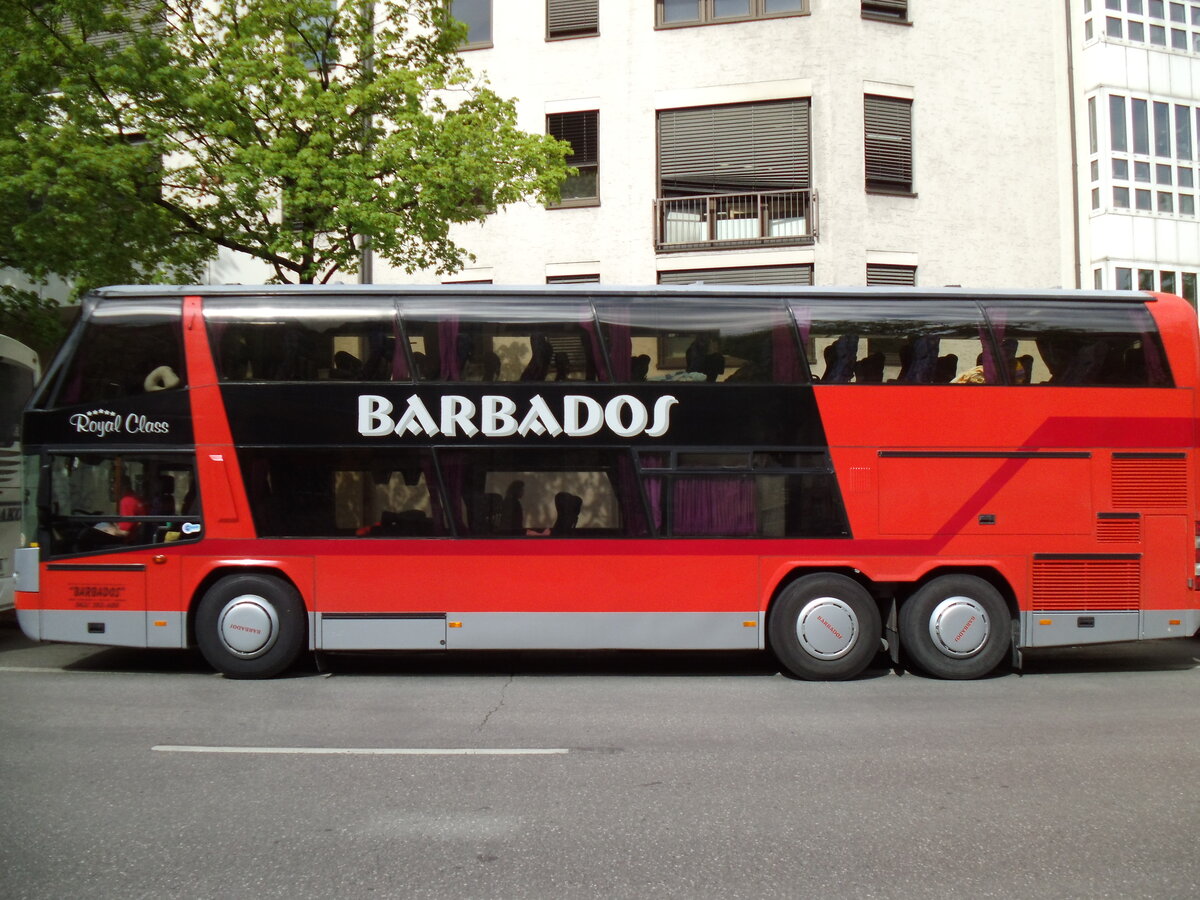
[981,302,1173,387]
[802,301,988,385]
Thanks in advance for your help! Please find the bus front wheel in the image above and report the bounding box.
[195,574,306,679]
[768,574,883,681]
[899,575,1010,680]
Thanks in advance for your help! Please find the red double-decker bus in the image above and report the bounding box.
[13,285,1200,679]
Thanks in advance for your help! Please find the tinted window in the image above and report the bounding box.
[240,448,443,538]
[439,448,642,537]
[982,302,1172,386]
[401,300,602,383]
[636,449,847,538]
[44,452,199,557]
[595,298,805,384]
[799,300,988,384]
[206,299,397,382]
[50,301,185,405]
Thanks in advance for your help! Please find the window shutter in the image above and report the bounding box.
[547,0,599,38]
[549,111,598,166]
[659,99,810,195]
[864,95,913,191]
[862,1,907,19]
[865,264,916,286]
[658,265,814,285]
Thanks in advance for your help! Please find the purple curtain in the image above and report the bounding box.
[438,318,460,381]
[600,308,632,381]
[391,317,411,380]
[581,318,611,381]
[437,450,469,534]
[772,313,803,383]
[673,478,756,536]
[639,453,666,533]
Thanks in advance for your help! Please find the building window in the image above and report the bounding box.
[547,0,598,39]
[657,265,814,285]
[656,99,813,250]
[866,264,916,285]
[547,274,600,283]
[865,95,914,195]
[451,0,492,48]
[547,111,599,207]
[862,1,908,23]
[1116,267,1134,290]
[656,0,806,29]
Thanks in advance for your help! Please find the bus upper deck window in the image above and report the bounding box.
[801,300,988,385]
[594,298,804,384]
[50,301,186,407]
[981,301,1173,387]
[204,299,398,382]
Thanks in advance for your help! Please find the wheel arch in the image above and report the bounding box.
[901,565,1019,621]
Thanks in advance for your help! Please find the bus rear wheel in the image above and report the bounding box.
[899,575,1010,680]
[195,574,306,679]
[768,574,882,681]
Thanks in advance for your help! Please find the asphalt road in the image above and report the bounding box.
[1,615,1198,900]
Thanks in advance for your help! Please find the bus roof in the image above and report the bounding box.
[85,284,1156,304]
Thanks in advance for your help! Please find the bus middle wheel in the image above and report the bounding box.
[899,574,1011,680]
[767,573,883,681]
[195,573,306,679]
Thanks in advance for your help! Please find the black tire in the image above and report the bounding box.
[195,574,307,679]
[768,573,883,681]
[899,575,1010,680]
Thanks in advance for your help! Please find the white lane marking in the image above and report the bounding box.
[152,745,569,756]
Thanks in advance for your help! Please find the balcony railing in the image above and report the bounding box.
[654,189,817,252]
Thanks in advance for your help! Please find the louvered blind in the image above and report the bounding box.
[862,0,908,19]
[658,265,814,285]
[548,111,598,166]
[547,0,599,37]
[658,100,811,195]
[866,264,916,285]
[864,95,913,191]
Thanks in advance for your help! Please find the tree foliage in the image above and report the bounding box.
[0,0,571,288]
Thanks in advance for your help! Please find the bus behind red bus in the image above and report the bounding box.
[13,285,1200,679]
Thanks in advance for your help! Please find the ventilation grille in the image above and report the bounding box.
[1032,558,1141,611]
[1096,516,1140,543]
[1111,456,1188,509]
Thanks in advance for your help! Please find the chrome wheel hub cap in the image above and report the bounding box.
[929,596,990,658]
[796,597,858,660]
[217,595,279,659]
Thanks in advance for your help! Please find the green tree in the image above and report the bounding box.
[0,0,570,291]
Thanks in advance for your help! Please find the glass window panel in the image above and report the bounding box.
[1114,185,1131,206]
[1182,272,1197,305]
[1157,163,1174,183]
[1116,267,1134,290]
[713,0,752,17]
[1135,160,1152,181]
[1179,166,1195,187]
[1149,0,1165,17]
[1172,27,1188,46]
[1154,102,1172,156]
[595,298,804,384]
[1113,157,1129,179]
[50,301,185,406]
[765,0,804,10]
[1091,160,1100,182]
[1107,16,1123,35]
[662,0,701,22]
[1170,1,1186,20]
[980,301,1171,386]
[1106,0,1121,8]
[1181,194,1196,214]
[205,300,397,383]
[1150,23,1167,42]
[1129,20,1145,40]
[1158,191,1174,212]
[1109,95,1128,152]
[1132,99,1150,154]
[451,0,491,44]
[45,452,200,556]
[801,300,986,385]
[240,448,445,538]
[1136,188,1153,208]
[1129,0,1144,12]
[1139,269,1156,289]
[1161,271,1177,292]
[1175,105,1193,159]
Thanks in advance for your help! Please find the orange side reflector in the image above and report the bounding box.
[742,621,757,628]
[1170,619,1181,626]
[448,622,462,629]
[153,620,167,628]
[1039,619,1053,626]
